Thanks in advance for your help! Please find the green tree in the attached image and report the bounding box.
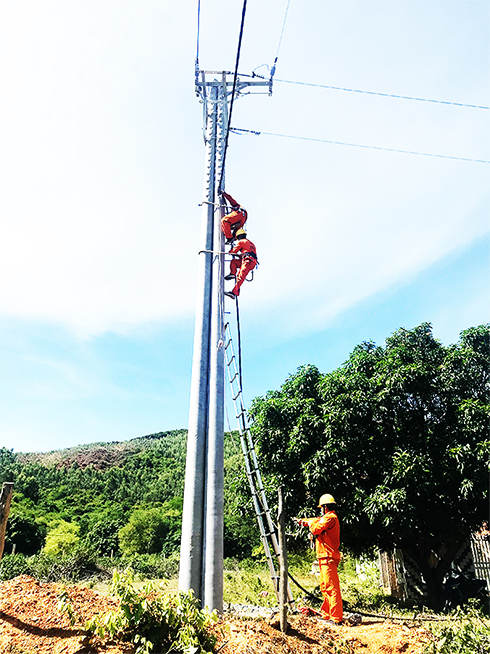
[44,521,80,556]
[83,518,124,556]
[0,448,17,485]
[4,515,45,555]
[118,500,182,556]
[249,323,490,610]
[223,452,260,557]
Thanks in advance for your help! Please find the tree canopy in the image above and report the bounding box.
[249,323,489,609]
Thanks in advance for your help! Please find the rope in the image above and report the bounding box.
[218,0,248,192]
[275,78,490,110]
[270,0,291,80]
[229,127,490,164]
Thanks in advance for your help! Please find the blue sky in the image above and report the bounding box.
[0,1,488,453]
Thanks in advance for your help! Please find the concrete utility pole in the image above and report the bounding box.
[179,71,269,612]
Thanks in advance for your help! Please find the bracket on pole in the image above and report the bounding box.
[195,70,272,100]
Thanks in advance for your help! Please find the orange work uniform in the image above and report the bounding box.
[304,510,343,623]
[221,191,247,240]
[229,238,257,297]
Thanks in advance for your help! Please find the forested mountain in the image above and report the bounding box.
[0,429,256,559]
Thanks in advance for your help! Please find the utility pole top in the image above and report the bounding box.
[195,69,273,98]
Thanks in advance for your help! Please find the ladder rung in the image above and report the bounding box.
[226,325,295,609]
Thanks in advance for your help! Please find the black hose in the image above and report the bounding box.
[287,571,455,622]
[287,571,321,604]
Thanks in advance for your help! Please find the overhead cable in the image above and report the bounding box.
[270,0,291,80]
[195,0,201,82]
[230,127,490,164]
[275,78,489,110]
[218,0,248,192]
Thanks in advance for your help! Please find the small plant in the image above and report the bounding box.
[84,567,217,654]
[424,601,490,654]
[57,587,80,627]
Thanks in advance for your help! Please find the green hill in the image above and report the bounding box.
[0,428,256,562]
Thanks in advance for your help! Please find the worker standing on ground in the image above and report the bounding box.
[220,191,248,244]
[224,229,258,299]
[295,494,343,624]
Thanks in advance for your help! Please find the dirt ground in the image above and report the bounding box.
[0,576,433,654]
[214,614,432,654]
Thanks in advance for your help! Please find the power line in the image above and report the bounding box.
[196,0,201,64]
[230,127,490,164]
[270,0,291,80]
[275,78,489,110]
[218,0,248,192]
[195,0,201,82]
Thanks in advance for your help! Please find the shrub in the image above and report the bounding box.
[38,547,102,582]
[83,518,123,556]
[116,552,180,580]
[0,549,105,583]
[0,554,30,580]
[424,602,490,654]
[43,521,80,557]
[118,505,181,556]
[84,567,217,654]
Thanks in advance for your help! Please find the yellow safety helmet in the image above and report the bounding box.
[235,228,247,238]
[318,493,336,507]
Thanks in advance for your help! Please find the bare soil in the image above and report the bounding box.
[214,613,433,654]
[0,576,433,654]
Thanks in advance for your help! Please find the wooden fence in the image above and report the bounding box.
[379,535,490,602]
[471,534,490,590]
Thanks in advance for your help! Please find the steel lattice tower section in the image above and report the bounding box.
[179,72,269,612]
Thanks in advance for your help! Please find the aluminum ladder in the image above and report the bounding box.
[224,321,294,607]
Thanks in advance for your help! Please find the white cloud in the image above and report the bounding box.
[0,0,488,339]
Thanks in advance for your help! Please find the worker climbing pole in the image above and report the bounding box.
[224,225,258,300]
[220,191,248,243]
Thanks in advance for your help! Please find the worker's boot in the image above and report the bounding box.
[224,291,236,300]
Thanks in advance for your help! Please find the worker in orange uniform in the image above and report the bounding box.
[295,494,343,624]
[224,229,258,299]
[220,191,248,244]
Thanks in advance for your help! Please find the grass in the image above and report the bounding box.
[423,602,490,654]
[220,551,390,610]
